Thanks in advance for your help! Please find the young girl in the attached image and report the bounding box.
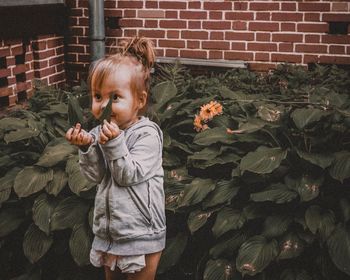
[65,37,166,280]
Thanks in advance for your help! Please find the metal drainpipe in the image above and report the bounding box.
[88,0,105,62]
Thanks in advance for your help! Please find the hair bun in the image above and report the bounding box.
[119,36,155,70]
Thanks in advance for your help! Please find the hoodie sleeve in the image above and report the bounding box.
[78,127,106,184]
[100,127,162,187]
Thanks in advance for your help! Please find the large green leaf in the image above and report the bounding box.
[68,96,85,126]
[262,215,292,238]
[212,207,246,238]
[45,168,68,196]
[305,205,336,242]
[65,158,95,195]
[69,223,92,266]
[250,183,298,204]
[4,127,40,144]
[291,108,330,130]
[51,196,90,230]
[202,180,239,209]
[157,232,188,274]
[237,118,267,133]
[340,198,350,223]
[278,232,304,260]
[286,174,323,202]
[14,166,53,198]
[0,117,27,131]
[32,193,58,235]
[296,149,334,169]
[36,138,78,167]
[23,223,53,264]
[327,224,350,276]
[236,235,278,276]
[188,146,221,161]
[187,208,216,234]
[210,232,247,259]
[203,259,241,280]
[194,127,235,146]
[178,178,215,207]
[240,146,287,174]
[0,167,21,205]
[328,151,350,183]
[151,81,177,111]
[0,208,24,237]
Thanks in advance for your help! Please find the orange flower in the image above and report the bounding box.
[199,101,223,121]
[193,114,203,132]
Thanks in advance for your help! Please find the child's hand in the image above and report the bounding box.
[99,120,120,145]
[66,123,94,148]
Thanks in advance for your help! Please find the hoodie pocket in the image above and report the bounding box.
[127,185,152,225]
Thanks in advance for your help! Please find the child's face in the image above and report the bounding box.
[91,63,145,130]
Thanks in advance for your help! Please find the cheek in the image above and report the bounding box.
[91,102,100,118]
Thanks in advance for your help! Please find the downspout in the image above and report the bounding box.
[88,0,105,62]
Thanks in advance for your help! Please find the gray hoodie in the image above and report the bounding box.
[79,116,166,255]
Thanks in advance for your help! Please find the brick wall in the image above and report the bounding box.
[66,0,350,84]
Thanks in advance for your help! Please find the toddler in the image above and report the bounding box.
[66,37,166,280]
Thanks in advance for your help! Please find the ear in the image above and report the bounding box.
[138,90,148,109]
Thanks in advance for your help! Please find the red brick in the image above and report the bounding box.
[249,22,279,31]
[303,55,319,64]
[146,1,158,9]
[70,27,85,36]
[250,2,279,11]
[322,35,350,44]
[0,69,10,78]
[256,33,271,42]
[0,87,12,97]
[329,45,345,54]
[36,67,56,78]
[180,11,207,19]
[11,46,24,56]
[202,41,230,50]
[225,32,254,41]
[209,51,223,59]
[347,46,350,54]
[305,35,320,43]
[295,44,327,53]
[106,28,123,37]
[77,0,88,8]
[139,30,165,38]
[70,8,83,16]
[319,55,350,64]
[124,29,137,37]
[79,17,89,26]
[67,45,85,53]
[272,34,303,43]
[281,23,296,32]
[234,2,248,10]
[188,1,201,9]
[332,2,348,12]
[271,54,302,63]
[55,47,64,56]
[298,3,330,12]
[104,9,123,17]
[256,12,270,21]
[203,21,231,30]
[272,12,302,21]
[0,48,10,57]
[226,12,254,20]
[304,13,321,22]
[248,43,277,52]
[78,54,89,63]
[165,11,177,18]
[137,10,165,18]
[34,49,56,60]
[209,11,222,20]
[155,48,164,57]
[188,21,201,29]
[49,57,63,67]
[187,41,200,49]
[159,40,185,48]
[120,19,143,27]
[255,52,270,61]
[323,14,350,22]
[224,51,253,61]
[167,30,179,39]
[203,2,232,10]
[232,21,247,30]
[279,43,293,52]
[124,10,137,18]
[210,32,224,40]
[231,42,246,50]
[297,23,328,33]
[182,31,208,40]
[165,49,178,57]
[281,3,296,11]
[117,1,143,8]
[160,20,186,29]
[180,50,207,59]
[159,1,187,9]
[49,72,65,84]
[32,41,47,51]
[104,0,116,8]
[145,20,158,28]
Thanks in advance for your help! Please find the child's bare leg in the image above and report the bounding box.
[126,251,162,280]
[105,265,127,280]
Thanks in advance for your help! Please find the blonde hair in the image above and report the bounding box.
[88,37,155,110]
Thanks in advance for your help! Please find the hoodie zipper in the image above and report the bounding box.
[105,186,113,250]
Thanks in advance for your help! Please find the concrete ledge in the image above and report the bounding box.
[156,57,247,68]
[0,0,65,6]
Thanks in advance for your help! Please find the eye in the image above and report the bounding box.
[94,93,102,101]
[112,93,120,101]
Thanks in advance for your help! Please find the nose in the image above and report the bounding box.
[101,99,109,110]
